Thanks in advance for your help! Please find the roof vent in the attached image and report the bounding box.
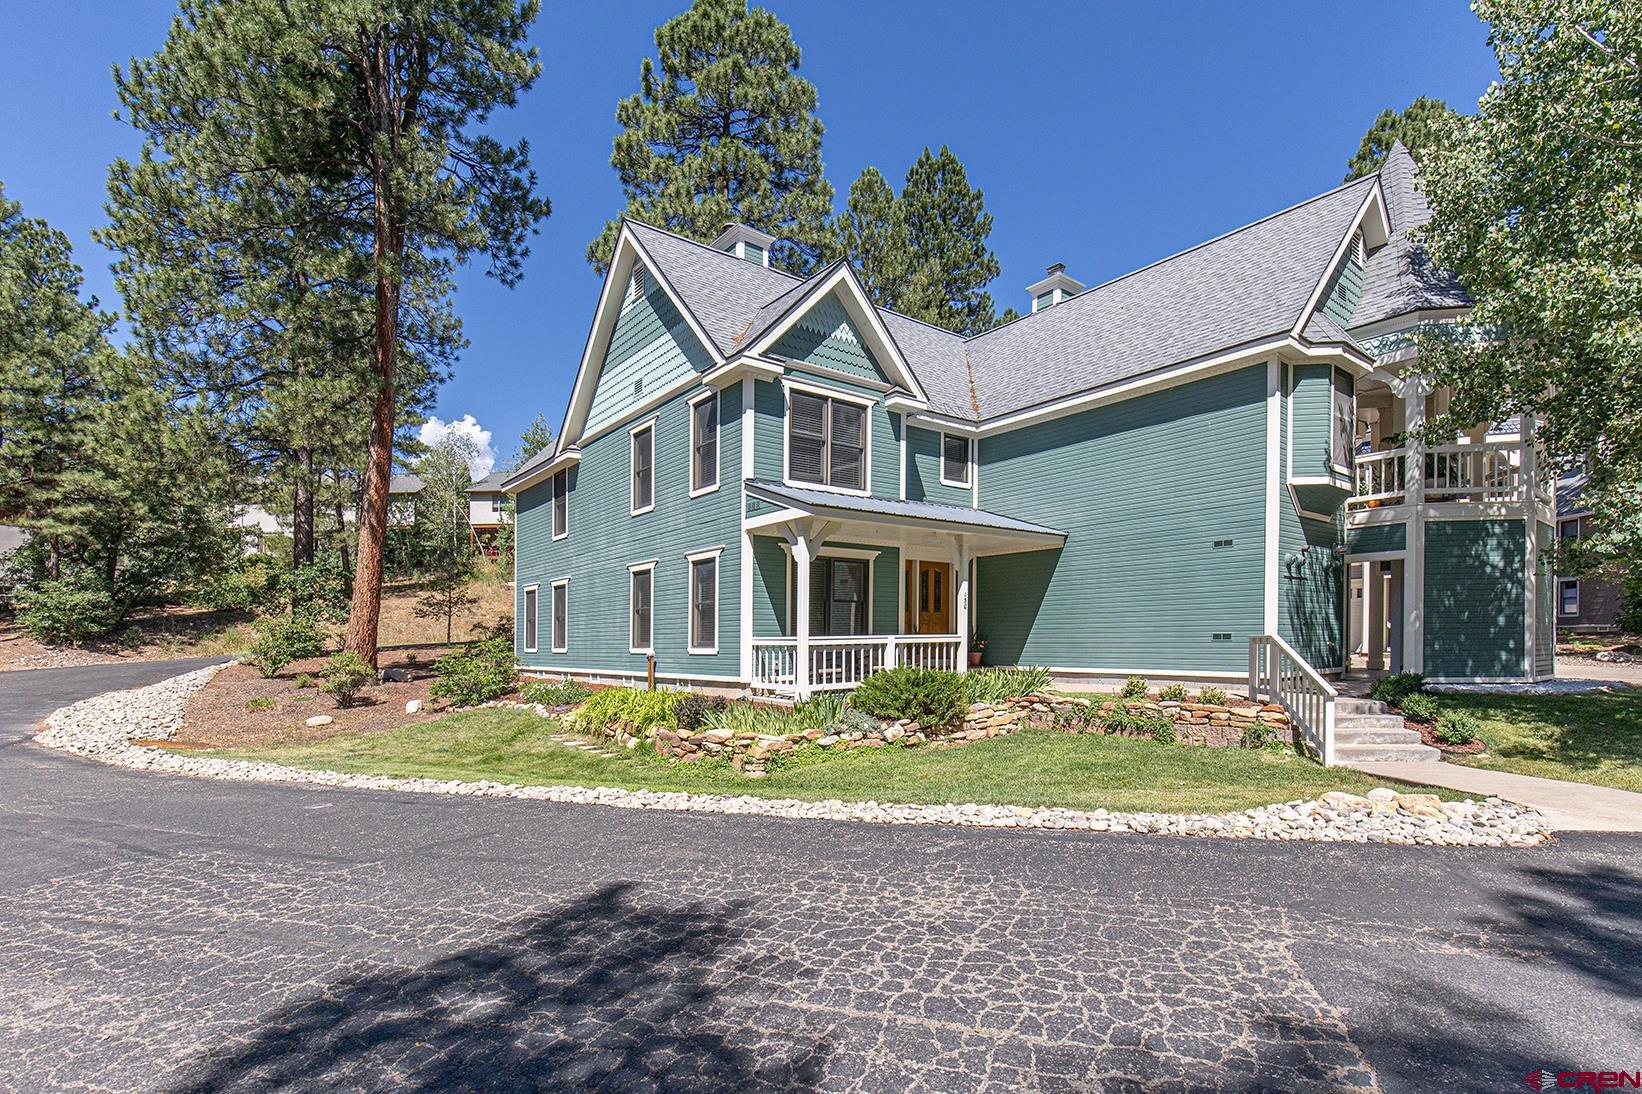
[1026,262,1085,313]
[709,222,777,268]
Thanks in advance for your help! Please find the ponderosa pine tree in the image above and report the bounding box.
[896,147,1001,335]
[832,167,911,311]
[108,0,549,666]
[1345,97,1459,180]
[587,0,834,274]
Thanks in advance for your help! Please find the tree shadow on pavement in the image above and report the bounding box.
[1469,859,1642,995]
[169,882,831,1092]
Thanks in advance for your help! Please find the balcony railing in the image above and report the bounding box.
[1348,438,1551,510]
[750,635,964,695]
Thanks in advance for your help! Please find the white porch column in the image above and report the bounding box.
[1387,560,1406,674]
[951,539,972,673]
[793,530,814,699]
[1367,562,1387,671]
[1402,377,1427,673]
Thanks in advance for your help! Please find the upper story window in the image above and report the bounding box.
[940,433,971,488]
[1331,367,1355,472]
[691,392,719,495]
[551,469,568,539]
[630,421,655,515]
[788,389,866,491]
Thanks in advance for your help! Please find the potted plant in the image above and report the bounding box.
[968,632,986,668]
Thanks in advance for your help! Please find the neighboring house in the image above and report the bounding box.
[465,470,513,556]
[505,142,1555,698]
[1552,471,1622,632]
[0,524,28,555]
[387,474,425,528]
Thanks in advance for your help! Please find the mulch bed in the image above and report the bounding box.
[1407,718,1488,756]
[176,644,479,749]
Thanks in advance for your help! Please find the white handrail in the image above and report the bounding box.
[1248,634,1337,766]
[750,634,963,695]
[1348,438,1547,510]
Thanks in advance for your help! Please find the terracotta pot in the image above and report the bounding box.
[968,651,984,667]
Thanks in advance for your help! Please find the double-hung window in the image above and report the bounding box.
[788,390,866,491]
[688,551,719,653]
[690,393,719,494]
[629,564,654,653]
[940,433,972,487]
[550,580,568,652]
[1559,579,1579,617]
[551,469,568,539]
[791,556,869,636]
[521,585,538,652]
[630,422,654,514]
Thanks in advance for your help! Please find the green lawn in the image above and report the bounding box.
[213,708,1458,815]
[1439,690,1642,793]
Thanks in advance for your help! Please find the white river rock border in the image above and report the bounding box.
[35,666,1550,847]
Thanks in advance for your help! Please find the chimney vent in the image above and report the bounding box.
[1026,262,1084,313]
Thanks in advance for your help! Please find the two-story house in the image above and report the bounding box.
[504,142,1555,716]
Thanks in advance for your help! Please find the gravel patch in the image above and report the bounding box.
[37,667,1551,847]
[1430,679,1626,696]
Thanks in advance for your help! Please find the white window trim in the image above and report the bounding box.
[685,545,725,655]
[551,468,569,541]
[548,579,569,653]
[781,545,877,636]
[687,390,721,498]
[781,377,873,498]
[629,417,657,516]
[938,430,973,488]
[1559,578,1579,617]
[521,584,540,653]
[628,560,657,654]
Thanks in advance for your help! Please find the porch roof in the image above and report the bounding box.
[744,479,1067,548]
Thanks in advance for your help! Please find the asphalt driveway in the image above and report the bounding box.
[1,660,1637,1091]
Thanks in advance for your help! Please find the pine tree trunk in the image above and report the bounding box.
[292,447,315,566]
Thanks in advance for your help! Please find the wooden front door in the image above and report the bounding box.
[905,560,953,634]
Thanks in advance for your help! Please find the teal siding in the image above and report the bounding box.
[905,425,972,507]
[754,379,783,480]
[585,281,714,436]
[769,290,888,383]
[742,241,765,265]
[1423,518,1527,680]
[975,365,1268,673]
[751,371,898,498]
[1347,522,1406,554]
[1535,520,1555,677]
[1318,237,1363,327]
[749,536,899,636]
[1279,372,1345,669]
[516,383,744,680]
[1289,363,1336,480]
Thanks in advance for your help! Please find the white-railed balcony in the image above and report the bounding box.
[1348,438,1552,512]
[751,634,964,696]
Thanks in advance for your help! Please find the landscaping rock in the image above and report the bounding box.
[381,667,413,683]
[1366,787,1400,803]
[305,715,333,727]
[404,700,422,714]
[1320,791,1372,812]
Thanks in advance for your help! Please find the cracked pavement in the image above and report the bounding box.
[1,660,1638,1091]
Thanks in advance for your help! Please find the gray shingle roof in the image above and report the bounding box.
[388,474,424,496]
[745,479,1065,539]
[1351,142,1470,332]
[1300,310,1362,350]
[465,470,510,492]
[627,221,801,354]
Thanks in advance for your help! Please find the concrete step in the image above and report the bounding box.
[1335,741,1442,764]
[1335,713,1409,731]
[1336,727,1425,746]
[1336,698,1393,715]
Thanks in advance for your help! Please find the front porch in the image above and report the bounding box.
[741,480,1066,697]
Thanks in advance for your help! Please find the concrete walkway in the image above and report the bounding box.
[1348,760,1642,832]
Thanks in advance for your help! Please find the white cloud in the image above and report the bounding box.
[419,414,496,479]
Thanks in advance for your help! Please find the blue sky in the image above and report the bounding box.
[1,1,1499,470]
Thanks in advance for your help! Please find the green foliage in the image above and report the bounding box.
[16,575,119,645]
[1344,97,1459,179]
[319,650,373,709]
[1240,721,1277,749]
[1621,570,1642,638]
[246,615,325,678]
[1100,705,1176,743]
[292,673,315,690]
[1158,683,1189,702]
[274,556,353,625]
[513,413,554,469]
[587,0,833,273]
[192,555,280,613]
[1435,710,1482,746]
[961,666,1052,704]
[429,637,517,708]
[1149,717,1178,745]
[832,167,909,309]
[1398,692,1441,723]
[1197,686,1228,706]
[1119,676,1149,700]
[851,666,967,727]
[245,696,277,712]
[572,687,681,735]
[520,679,592,708]
[1369,672,1427,705]
[674,691,729,732]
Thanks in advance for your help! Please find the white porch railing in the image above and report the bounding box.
[750,635,964,695]
[1248,634,1337,766]
[1349,438,1549,510]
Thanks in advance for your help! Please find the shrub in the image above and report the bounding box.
[1119,675,1149,700]
[1149,716,1177,744]
[520,679,592,708]
[429,637,517,707]
[962,666,1053,704]
[794,692,848,730]
[1158,683,1188,702]
[17,576,119,645]
[1241,721,1277,749]
[674,691,729,732]
[319,651,373,708]
[1435,710,1482,746]
[246,615,325,678]
[851,666,967,727]
[572,687,680,735]
[1369,672,1427,705]
[292,673,315,689]
[1397,692,1440,723]
[246,696,277,713]
[1197,686,1228,706]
